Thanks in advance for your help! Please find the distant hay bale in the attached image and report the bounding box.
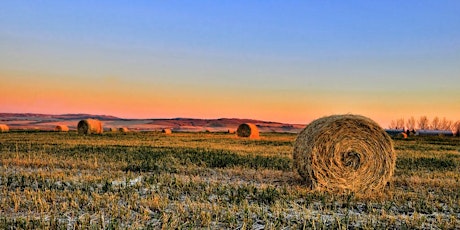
[236,123,259,139]
[54,125,69,132]
[77,119,103,134]
[0,124,9,132]
[293,114,395,194]
[162,129,172,134]
[109,127,118,132]
[399,132,408,139]
[118,127,129,133]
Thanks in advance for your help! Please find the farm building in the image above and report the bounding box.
[415,130,454,136]
[385,129,405,137]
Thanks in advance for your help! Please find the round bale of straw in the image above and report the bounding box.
[118,127,129,133]
[54,125,69,132]
[109,127,118,132]
[293,114,395,193]
[162,128,172,134]
[77,119,103,134]
[0,124,9,132]
[236,123,259,139]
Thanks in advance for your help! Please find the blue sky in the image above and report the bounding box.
[1,1,459,124]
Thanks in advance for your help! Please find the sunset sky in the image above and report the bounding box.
[1,1,459,126]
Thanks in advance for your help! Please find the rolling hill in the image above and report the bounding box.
[0,113,305,133]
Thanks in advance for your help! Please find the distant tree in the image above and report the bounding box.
[431,116,440,130]
[389,120,397,129]
[406,116,416,131]
[389,118,405,129]
[396,118,405,130]
[439,117,452,130]
[452,121,460,136]
[418,116,429,130]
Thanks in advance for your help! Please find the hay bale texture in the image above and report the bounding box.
[77,119,103,134]
[54,125,69,132]
[236,123,259,139]
[293,114,395,193]
[0,124,9,132]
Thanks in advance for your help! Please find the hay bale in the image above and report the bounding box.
[109,127,118,132]
[236,123,259,139]
[293,114,395,193]
[399,132,408,139]
[162,129,172,134]
[118,127,129,133]
[77,119,103,134]
[54,125,69,132]
[0,124,9,132]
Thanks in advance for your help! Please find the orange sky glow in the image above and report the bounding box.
[2,70,459,128]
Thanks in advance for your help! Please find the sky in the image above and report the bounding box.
[1,1,459,126]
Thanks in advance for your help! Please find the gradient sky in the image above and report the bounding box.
[1,1,459,126]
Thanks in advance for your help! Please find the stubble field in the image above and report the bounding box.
[0,131,459,229]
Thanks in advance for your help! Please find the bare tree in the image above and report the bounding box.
[439,117,452,130]
[406,116,416,131]
[389,120,397,129]
[396,118,405,130]
[418,116,429,130]
[431,116,440,130]
[452,121,460,136]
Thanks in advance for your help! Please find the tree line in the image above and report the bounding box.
[389,116,460,132]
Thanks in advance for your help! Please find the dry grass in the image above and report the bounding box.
[77,119,103,134]
[293,114,395,194]
[236,123,259,139]
[0,131,458,229]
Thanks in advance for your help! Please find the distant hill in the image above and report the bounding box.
[0,113,120,121]
[0,113,305,133]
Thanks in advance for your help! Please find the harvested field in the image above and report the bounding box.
[0,132,459,229]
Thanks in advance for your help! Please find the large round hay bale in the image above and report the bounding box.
[0,124,9,132]
[54,125,69,132]
[236,123,259,139]
[162,128,172,134]
[293,114,395,193]
[77,119,103,134]
[109,127,118,132]
[118,127,129,133]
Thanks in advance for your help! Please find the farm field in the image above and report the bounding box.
[0,131,459,229]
